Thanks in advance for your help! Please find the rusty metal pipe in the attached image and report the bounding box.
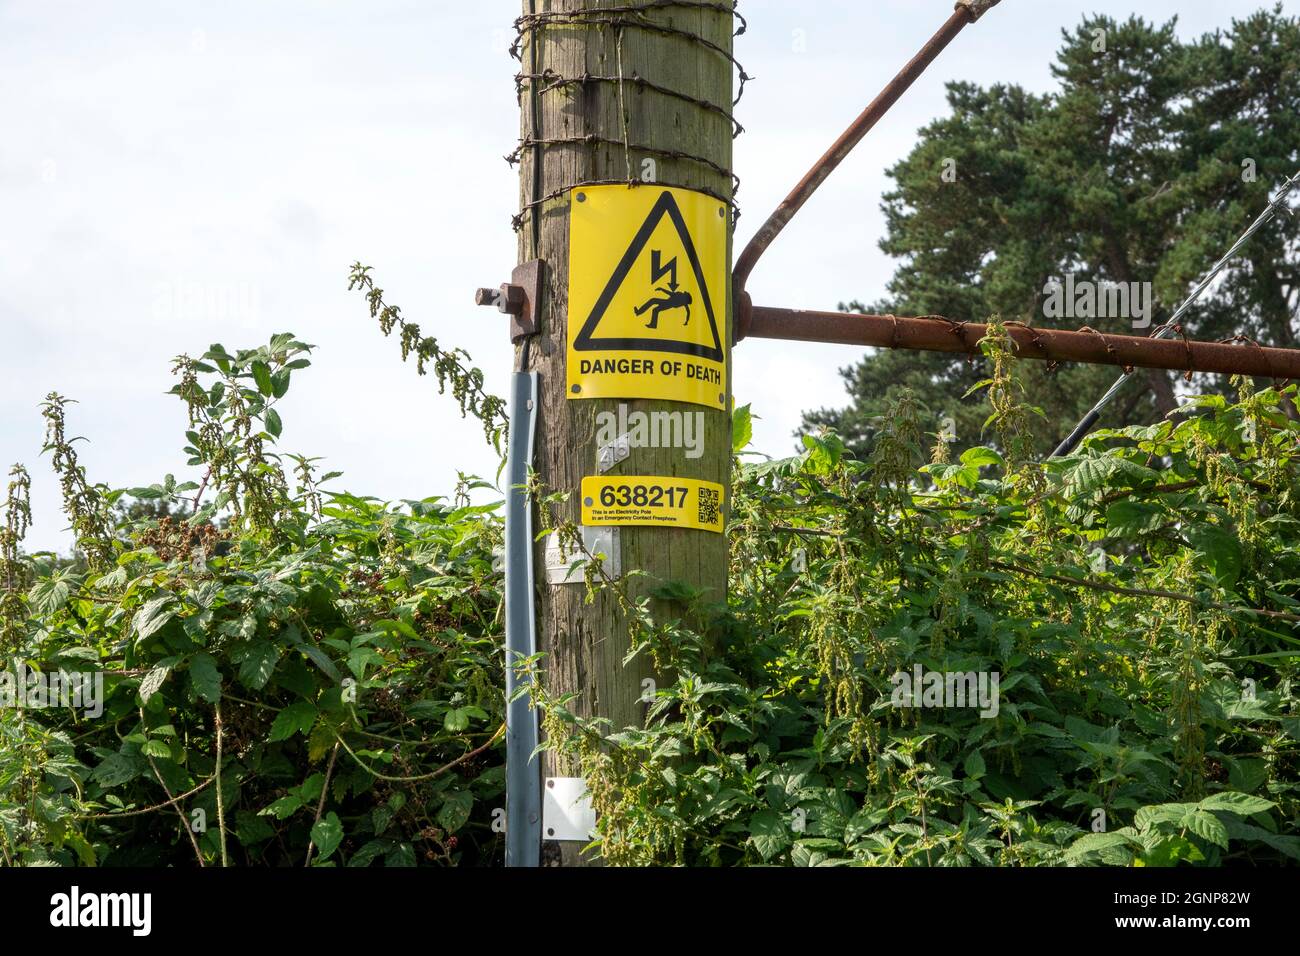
[732,2,997,297]
[746,306,1300,380]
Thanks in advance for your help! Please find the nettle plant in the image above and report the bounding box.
[2,273,1297,867]
[1,332,506,866]
[536,331,1299,867]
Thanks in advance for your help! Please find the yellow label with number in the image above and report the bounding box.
[567,184,729,410]
[580,475,725,533]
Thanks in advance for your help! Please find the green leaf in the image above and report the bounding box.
[138,664,172,704]
[188,653,222,703]
[1134,803,1187,831]
[959,446,1003,469]
[1105,499,1165,537]
[732,403,753,452]
[1181,808,1229,849]
[1139,835,1206,867]
[264,408,283,438]
[92,753,142,788]
[269,702,317,742]
[963,750,986,780]
[311,812,344,862]
[308,721,335,762]
[1184,523,1242,587]
[1226,759,1268,793]
[436,790,474,833]
[1220,818,1300,861]
[385,842,416,867]
[141,739,172,759]
[1197,792,1275,816]
[298,644,342,683]
[748,809,791,862]
[1065,831,1134,859]
[134,596,176,642]
[1063,455,1158,500]
[238,641,280,691]
[27,576,74,615]
[251,360,275,396]
[347,646,383,681]
[235,811,275,846]
[262,794,303,820]
[348,839,391,867]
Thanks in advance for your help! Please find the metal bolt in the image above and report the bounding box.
[475,283,526,316]
[502,284,526,315]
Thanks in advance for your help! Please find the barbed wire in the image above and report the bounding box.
[505,135,740,188]
[516,69,744,137]
[510,1,750,104]
[511,178,736,233]
[510,0,747,233]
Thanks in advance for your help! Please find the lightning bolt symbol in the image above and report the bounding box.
[650,250,678,291]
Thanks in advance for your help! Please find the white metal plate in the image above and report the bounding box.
[543,776,596,842]
[544,526,620,584]
[597,433,631,472]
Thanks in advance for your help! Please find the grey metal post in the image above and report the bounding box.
[504,370,541,866]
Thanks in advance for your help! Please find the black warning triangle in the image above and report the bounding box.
[573,190,723,363]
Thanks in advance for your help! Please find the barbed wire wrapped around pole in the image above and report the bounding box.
[510,0,748,232]
[1049,169,1300,459]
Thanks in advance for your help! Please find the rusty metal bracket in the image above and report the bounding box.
[742,304,1300,380]
[475,259,545,342]
[955,0,1002,22]
[732,3,997,308]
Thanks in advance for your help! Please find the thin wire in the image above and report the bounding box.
[616,28,632,183]
[508,3,746,232]
[1050,169,1300,457]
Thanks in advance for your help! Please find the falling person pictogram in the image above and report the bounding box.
[635,288,692,329]
[635,250,692,329]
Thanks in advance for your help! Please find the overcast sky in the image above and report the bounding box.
[0,0,1262,552]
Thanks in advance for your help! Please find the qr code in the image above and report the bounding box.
[697,487,721,526]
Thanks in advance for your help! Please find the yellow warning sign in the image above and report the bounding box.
[581,475,725,533]
[567,185,729,410]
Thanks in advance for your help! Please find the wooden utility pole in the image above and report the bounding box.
[513,0,735,864]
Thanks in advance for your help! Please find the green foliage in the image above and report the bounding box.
[539,362,1300,866]
[169,334,317,538]
[3,324,1298,867]
[348,263,508,454]
[41,396,116,570]
[1,336,506,866]
[0,466,32,655]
